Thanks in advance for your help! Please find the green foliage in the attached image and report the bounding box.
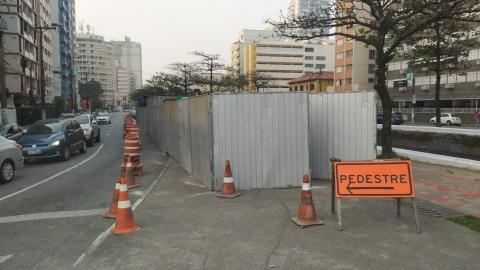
[129,72,184,101]
[53,96,65,111]
[448,216,480,233]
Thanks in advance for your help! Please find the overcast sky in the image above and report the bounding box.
[76,0,287,82]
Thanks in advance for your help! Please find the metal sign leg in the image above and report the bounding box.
[336,198,343,231]
[397,199,401,217]
[411,198,421,233]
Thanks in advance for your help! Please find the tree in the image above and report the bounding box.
[270,0,480,158]
[248,71,272,93]
[168,62,200,96]
[403,18,476,127]
[78,80,103,110]
[129,72,183,101]
[191,51,225,94]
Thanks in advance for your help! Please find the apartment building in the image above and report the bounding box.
[110,36,142,106]
[231,29,334,92]
[36,0,55,104]
[76,31,117,108]
[387,48,480,111]
[1,0,39,107]
[51,0,76,110]
[334,1,376,92]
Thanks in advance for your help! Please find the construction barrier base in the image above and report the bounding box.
[291,217,325,228]
[112,225,140,235]
[216,192,241,199]
[127,183,141,189]
[135,166,144,176]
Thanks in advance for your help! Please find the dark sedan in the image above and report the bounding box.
[377,111,404,125]
[18,118,87,162]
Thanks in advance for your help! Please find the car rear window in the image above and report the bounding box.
[451,114,459,117]
[76,116,90,124]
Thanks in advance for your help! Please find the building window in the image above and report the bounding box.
[346,65,352,71]
[305,56,314,60]
[305,64,314,68]
[289,87,293,91]
[369,50,376,59]
[294,86,298,91]
[316,64,326,69]
[336,66,343,73]
[305,47,314,52]
[300,85,304,91]
[345,50,353,57]
[335,80,342,86]
[346,78,352,85]
[336,52,344,59]
[368,64,376,74]
[310,84,315,90]
[368,78,375,83]
[316,56,326,60]
[336,39,344,46]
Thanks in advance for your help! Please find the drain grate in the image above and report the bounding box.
[399,200,451,218]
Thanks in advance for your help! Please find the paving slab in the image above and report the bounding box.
[77,159,480,270]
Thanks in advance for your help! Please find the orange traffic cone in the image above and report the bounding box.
[216,160,240,198]
[103,179,121,219]
[120,155,128,177]
[112,178,140,235]
[130,154,144,176]
[291,175,324,228]
[124,157,141,189]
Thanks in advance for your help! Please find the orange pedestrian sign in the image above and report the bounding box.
[334,160,415,198]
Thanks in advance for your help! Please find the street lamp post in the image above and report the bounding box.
[35,23,58,120]
[407,61,416,123]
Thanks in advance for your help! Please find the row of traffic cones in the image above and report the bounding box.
[217,160,324,228]
[103,113,142,235]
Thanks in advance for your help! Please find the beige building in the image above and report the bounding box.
[36,0,55,103]
[231,29,334,92]
[334,2,376,92]
[76,31,117,108]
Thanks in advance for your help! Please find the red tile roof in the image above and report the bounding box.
[288,72,334,84]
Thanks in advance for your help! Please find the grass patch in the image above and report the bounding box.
[447,216,480,233]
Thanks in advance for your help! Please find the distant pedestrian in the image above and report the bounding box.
[475,112,480,127]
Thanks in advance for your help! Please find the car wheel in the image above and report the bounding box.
[88,134,95,146]
[96,132,101,142]
[430,120,436,125]
[446,120,452,126]
[63,146,71,161]
[80,140,87,154]
[0,160,15,183]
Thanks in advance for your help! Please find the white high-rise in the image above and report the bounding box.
[289,0,330,19]
[76,32,117,109]
[110,37,142,106]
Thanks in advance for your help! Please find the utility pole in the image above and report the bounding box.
[0,30,7,124]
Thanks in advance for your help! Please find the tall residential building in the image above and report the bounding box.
[334,2,375,92]
[52,0,76,110]
[231,29,334,92]
[36,0,55,103]
[76,32,117,108]
[1,1,39,107]
[110,36,142,106]
[289,0,330,18]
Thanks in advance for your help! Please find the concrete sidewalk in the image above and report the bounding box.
[76,157,480,270]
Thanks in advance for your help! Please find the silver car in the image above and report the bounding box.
[76,114,101,146]
[0,136,23,183]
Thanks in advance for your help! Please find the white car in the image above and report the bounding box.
[97,112,111,124]
[430,113,462,126]
[0,136,23,183]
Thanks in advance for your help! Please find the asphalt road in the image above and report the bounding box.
[0,113,165,269]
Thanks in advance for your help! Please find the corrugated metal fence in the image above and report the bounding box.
[137,91,376,190]
[310,91,377,179]
[211,93,310,190]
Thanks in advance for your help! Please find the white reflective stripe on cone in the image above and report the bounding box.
[126,163,133,167]
[223,177,234,183]
[124,140,138,143]
[118,184,128,192]
[117,200,131,209]
[115,183,121,189]
[302,183,311,191]
[124,147,139,150]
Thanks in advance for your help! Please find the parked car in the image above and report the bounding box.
[97,112,111,124]
[18,118,86,162]
[60,113,76,119]
[376,111,404,125]
[0,136,23,183]
[430,113,462,126]
[0,123,24,141]
[76,114,101,146]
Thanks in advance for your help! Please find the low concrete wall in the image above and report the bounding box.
[377,128,480,160]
